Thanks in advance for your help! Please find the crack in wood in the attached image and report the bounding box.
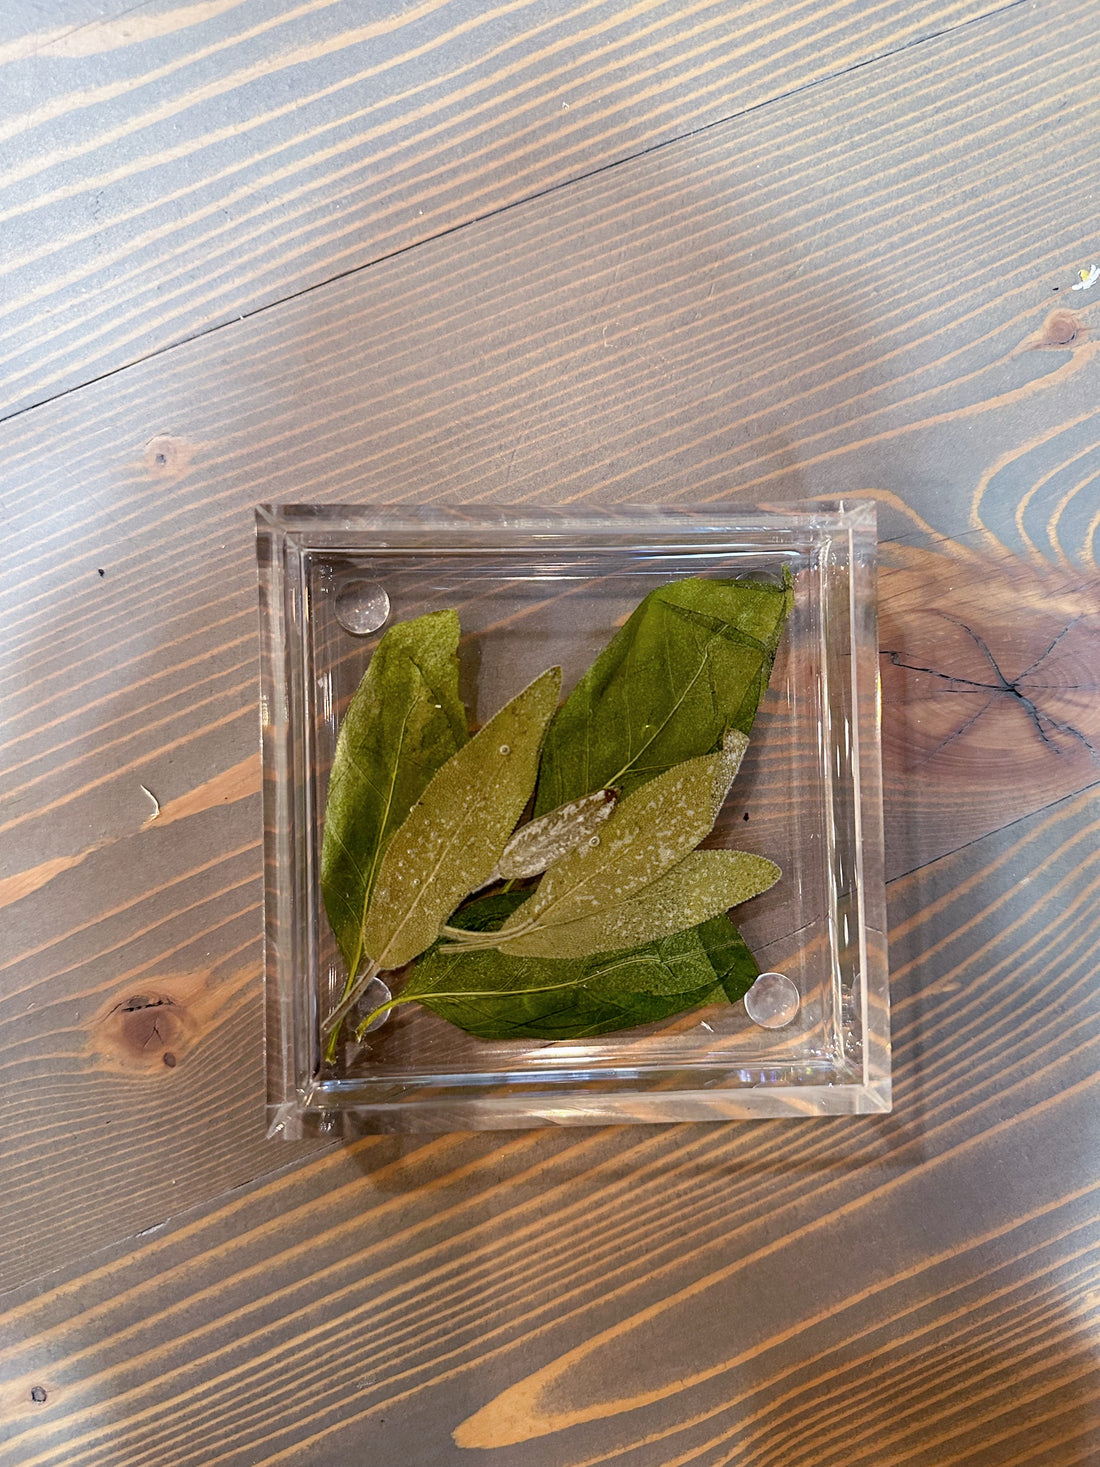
[881,613,1099,761]
[1015,618,1085,683]
[925,695,997,762]
[116,995,176,1014]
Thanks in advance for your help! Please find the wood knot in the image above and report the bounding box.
[1026,310,1084,350]
[115,994,182,1062]
[143,434,195,479]
[86,967,252,1076]
[94,989,195,1071]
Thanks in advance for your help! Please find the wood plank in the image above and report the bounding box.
[1,0,1011,414]
[2,1,1097,547]
[0,3,128,45]
[1,788,1096,1466]
[1,0,1098,1291]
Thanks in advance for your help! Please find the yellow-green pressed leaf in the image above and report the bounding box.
[498,750,735,946]
[709,730,749,820]
[497,850,781,959]
[361,667,561,972]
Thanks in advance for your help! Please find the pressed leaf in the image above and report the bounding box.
[497,788,617,879]
[418,968,721,1040]
[534,573,792,815]
[584,913,759,1003]
[695,913,761,1004]
[397,892,730,1040]
[495,751,738,951]
[360,667,561,972]
[497,849,780,959]
[582,922,733,998]
[709,729,749,820]
[321,609,467,984]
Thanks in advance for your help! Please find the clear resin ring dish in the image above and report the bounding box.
[256,502,889,1134]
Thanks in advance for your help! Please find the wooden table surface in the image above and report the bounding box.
[1,2,1098,1463]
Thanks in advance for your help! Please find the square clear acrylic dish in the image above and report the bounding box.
[256,502,888,1134]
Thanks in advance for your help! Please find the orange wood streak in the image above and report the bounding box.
[152,752,261,827]
[0,756,259,910]
[0,843,106,907]
[0,2,245,66]
[0,705,253,839]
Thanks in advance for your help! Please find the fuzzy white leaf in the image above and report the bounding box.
[497,789,617,878]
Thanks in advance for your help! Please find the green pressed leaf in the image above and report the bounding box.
[497,849,780,959]
[693,914,761,1004]
[396,892,730,1040]
[494,751,738,953]
[321,609,467,984]
[497,788,617,879]
[419,969,721,1040]
[534,572,792,815]
[360,667,561,972]
[582,924,729,999]
[583,914,759,1003]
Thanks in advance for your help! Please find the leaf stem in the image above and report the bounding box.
[354,994,415,1039]
[437,919,537,954]
[321,959,381,1062]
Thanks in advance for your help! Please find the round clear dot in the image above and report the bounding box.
[334,580,390,635]
[356,976,392,1034]
[588,835,601,847]
[744,971,800,1029]
[499,744,511,755]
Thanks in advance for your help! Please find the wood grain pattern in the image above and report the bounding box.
[1,0,1013,415]
[1,0,1097,1291]
[3,0,1097,542]
[0,792,1095,1466]
[1,0,1098,1462]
